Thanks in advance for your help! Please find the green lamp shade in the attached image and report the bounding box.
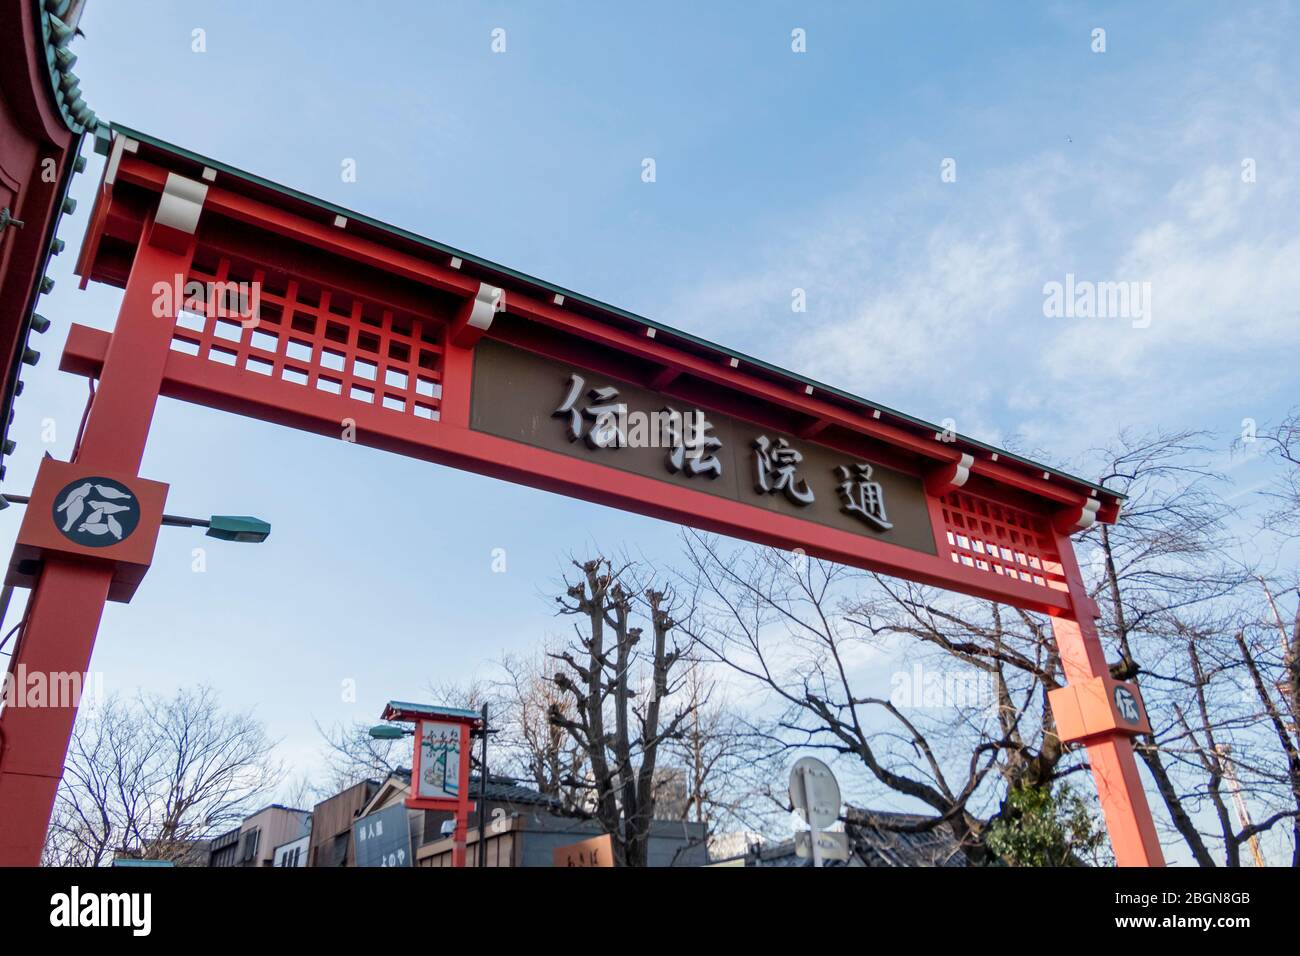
[205,515,271,543]
[112,859,174,867]
[368,724,406,740]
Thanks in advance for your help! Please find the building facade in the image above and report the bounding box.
[207,827,240,868]
[236,805,311,868]
[360,770,708,868]
[307,779,380,868]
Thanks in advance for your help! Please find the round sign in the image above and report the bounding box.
[789,756,842,830]
[51,477,141,547]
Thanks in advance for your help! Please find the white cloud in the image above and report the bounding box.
[663,33,1300,463]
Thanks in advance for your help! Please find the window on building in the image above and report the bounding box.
[331,833,349,866]
[239,829,260,864]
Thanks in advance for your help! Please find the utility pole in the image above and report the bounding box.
[689,668,706,828]
[477,703,489,869]
[1217,744,1266,867]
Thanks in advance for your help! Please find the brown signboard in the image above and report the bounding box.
[470,339,936,554]
[552,833,615,868]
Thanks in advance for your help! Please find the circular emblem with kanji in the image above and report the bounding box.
[51,477,141,547]
[1113,685,1141,725]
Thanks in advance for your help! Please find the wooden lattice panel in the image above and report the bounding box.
[938,490,1067,592]
[167,257,445,423]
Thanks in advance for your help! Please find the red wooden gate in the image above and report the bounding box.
[0,125,1164,866]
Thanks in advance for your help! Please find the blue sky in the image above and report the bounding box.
[5,2,1298,820]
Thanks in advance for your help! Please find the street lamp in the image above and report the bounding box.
[0,494,272,543]
[367,724,411,740]
[164,513,272,543]
[0,494,272,645]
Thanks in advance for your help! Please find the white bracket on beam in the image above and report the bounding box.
[148,172,208,251]
[103,134,138,186]
[450,281,504,347]
[1053,497,1102,534]
[924,453,974,496]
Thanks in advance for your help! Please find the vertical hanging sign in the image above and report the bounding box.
[416,720,463,801]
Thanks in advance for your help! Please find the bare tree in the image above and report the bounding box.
[1173,581,1300,866]
[1241,407,1300,534]
[664,663,768,841]
[278,773,317,813]
[1073,429,1300,865]
[315,719,411,795]
[44,686,282,865]
[677,532,1034,862]
[860,577,1098,839]
[493,642,587,811]
[547,556,695,866]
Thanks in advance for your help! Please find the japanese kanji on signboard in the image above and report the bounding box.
[470,339,936,554]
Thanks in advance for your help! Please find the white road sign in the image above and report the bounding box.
[795,829,851,862]
[788,756,842,831]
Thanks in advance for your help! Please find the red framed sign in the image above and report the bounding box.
[381,702,480,868]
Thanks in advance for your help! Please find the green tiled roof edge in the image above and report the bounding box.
[37,0,97,133]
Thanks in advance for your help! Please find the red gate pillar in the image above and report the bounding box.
[1049,527,1165,867]
[0,199,196,865]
